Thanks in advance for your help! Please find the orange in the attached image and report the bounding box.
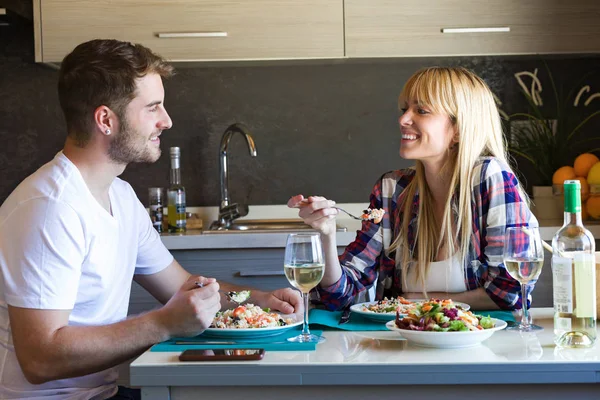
[552,166,576,185]
[574,176,590,201]
[574,153,600,177]
[585,196,600,219]
[587,162,600,185]
[581,204,589,220]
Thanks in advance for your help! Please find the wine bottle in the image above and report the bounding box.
[551,179,596,348]
[167,147,186,233]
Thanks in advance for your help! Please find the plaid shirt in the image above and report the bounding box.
[317,157,538,311]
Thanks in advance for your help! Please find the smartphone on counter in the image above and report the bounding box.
[179,348,265,362]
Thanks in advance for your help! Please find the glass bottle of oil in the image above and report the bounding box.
[167,147,186,233]
[551,180,596,348]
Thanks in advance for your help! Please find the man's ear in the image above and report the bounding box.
[93,105,116,136]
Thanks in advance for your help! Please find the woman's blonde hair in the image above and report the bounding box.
[389,66,527,296]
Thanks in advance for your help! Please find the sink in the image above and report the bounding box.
[204,219,347,234]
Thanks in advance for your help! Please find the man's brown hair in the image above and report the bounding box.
[58,39,174,146]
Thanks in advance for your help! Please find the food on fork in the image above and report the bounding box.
[211,304,296,329]
[361,208,386,223]
[227,290,251,304]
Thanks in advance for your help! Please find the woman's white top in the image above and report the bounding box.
[402,253,467,293]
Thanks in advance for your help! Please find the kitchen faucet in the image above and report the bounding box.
[211,123,257,230]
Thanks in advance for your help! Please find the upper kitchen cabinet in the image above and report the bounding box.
[33,0,344,62]
[345,0,600,58]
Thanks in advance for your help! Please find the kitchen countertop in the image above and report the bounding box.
[160,205,600,250]
[129,308,600,400]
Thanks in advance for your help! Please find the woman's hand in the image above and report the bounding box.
[287,194,338,236]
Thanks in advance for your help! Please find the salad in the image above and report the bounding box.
[361,208,386,224]
[395,299,495,332]
[361,296,417,314]
[211,304,295,329]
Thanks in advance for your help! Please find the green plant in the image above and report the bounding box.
[503,65,600,186]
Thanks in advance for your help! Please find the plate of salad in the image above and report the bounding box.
[202,304,302,338]
[386,299,507,348]
[351,297,470,323]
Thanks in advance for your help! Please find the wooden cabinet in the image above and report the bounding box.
[345,0,600,58]
[33,0,344,62]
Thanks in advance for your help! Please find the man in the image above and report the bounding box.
[0,39,301,399]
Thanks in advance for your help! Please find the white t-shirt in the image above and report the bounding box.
[0,152,174,399]
[402,253,467,293]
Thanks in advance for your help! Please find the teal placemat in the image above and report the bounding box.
[473,310,515,323]
[308,309,389,331]
[151,329,322,352]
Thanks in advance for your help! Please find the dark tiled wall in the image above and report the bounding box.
[2,13,600,207]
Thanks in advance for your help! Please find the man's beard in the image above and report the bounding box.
[107,115,161,165]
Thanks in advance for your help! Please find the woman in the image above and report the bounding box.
[288,66,538,311]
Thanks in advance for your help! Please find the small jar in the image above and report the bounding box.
[148,187,164,233]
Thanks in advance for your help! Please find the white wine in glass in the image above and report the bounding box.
[503,226,544,331]
[284,233,325,343]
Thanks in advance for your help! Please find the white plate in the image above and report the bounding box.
[351,300,471,323]
[201,320,303,339]
[385,318,507,348]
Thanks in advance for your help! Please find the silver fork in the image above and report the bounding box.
[334,207,366,221]
[195,282,250,305]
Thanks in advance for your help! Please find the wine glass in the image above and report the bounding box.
[284,233,326,343]
[503,226,544,331]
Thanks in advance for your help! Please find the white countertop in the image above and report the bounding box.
[160,205,600,250]
[130,308,600,399]
[160,204,364,250]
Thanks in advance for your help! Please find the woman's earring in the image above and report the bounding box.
[105,129,111,135]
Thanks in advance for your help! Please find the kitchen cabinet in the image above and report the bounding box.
[33,0,344,63]
[129,249,287,315]
[128,247,346,315]
[345,0,600,57]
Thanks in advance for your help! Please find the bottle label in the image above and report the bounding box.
[573,253,596,318]
[555,317,572,331]
[552,255,573,314]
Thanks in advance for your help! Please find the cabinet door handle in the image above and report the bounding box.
[157,32,228,38]
[237,270,285,277]
[441,27,510,34]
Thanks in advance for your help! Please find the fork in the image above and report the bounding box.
[334,207,367,221]
[195,282,250,305]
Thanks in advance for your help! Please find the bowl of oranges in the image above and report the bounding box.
[552,153,600,221]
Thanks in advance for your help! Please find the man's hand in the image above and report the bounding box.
[156,275,221,337]
[252,288,303,315]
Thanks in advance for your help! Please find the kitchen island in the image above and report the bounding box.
[130,309,600,400]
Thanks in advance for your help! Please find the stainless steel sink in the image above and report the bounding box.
[204,219,347,234]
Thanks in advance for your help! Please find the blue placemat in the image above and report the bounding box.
[151,329,322,352]
[473,310,515,323]
[308,309,389,331]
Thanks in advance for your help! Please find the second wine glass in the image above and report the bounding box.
[503,226,544,331]
[284,233,326,343]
